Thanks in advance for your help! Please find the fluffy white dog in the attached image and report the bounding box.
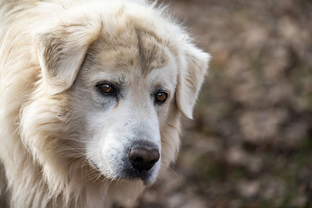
[0,0,209,207]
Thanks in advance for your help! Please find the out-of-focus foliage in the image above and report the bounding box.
[136,0,312,207]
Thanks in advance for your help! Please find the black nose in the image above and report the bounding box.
[128,146,160,172]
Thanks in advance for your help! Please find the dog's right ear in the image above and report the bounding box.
[35,19,101,95]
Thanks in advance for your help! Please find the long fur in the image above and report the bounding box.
[0,0,210,207]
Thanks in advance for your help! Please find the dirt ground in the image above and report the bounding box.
[135,0,312,207]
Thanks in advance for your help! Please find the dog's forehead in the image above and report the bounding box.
[86,26,172,76]
[135,29,170,74]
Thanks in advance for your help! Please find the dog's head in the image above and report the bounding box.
[24,1,209,187]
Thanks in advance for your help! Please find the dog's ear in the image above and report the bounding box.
[35,20,101,95]
[176,45,210,119]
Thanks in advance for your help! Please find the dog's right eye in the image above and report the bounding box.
[96,83,115,95]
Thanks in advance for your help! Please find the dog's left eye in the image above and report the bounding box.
[96,83,115,95]
[155,92,168,105]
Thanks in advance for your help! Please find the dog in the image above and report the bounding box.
[0,0,210,207]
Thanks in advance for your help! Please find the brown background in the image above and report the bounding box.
[136,0,312,207]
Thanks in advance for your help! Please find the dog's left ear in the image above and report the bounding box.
[176,45,210,119]
[35,20,101,95]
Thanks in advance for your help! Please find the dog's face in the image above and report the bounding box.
[70,29,179,184]
[25,1,209,186]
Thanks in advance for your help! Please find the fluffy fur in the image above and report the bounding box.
[0,0,210,207]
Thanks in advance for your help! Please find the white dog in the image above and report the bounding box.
[0,0,210,207]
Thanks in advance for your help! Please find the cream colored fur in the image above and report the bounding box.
[0,0,210,207]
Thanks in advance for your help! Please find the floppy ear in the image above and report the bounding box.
[176,45,210,119]
[35,20,101,95]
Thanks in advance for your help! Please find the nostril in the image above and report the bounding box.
[149,159,156,164]
[128,146,160,172]
[131,157,144,166]
[148,159,158,167]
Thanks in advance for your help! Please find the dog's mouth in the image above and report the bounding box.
[121,166,156,185]
[89,157,159,185]
[90,162,157,185]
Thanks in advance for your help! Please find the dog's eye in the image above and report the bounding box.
[155,92,168,104]
[97,83,115,95]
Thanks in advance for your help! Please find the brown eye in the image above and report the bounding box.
[155,92,168,104]
[101,84,113,93]
[97,83,115,95]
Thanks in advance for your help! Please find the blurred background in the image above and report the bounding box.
[136,0,312,207]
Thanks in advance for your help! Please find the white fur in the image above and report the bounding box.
[0,0,209,207]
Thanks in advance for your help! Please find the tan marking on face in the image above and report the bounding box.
[83,23,170,76]
[135,28,169,74]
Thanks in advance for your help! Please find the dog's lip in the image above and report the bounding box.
[116,168,155,185]
[127,169,151,184]
[89,160,100,170]
[89,160,154,184]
